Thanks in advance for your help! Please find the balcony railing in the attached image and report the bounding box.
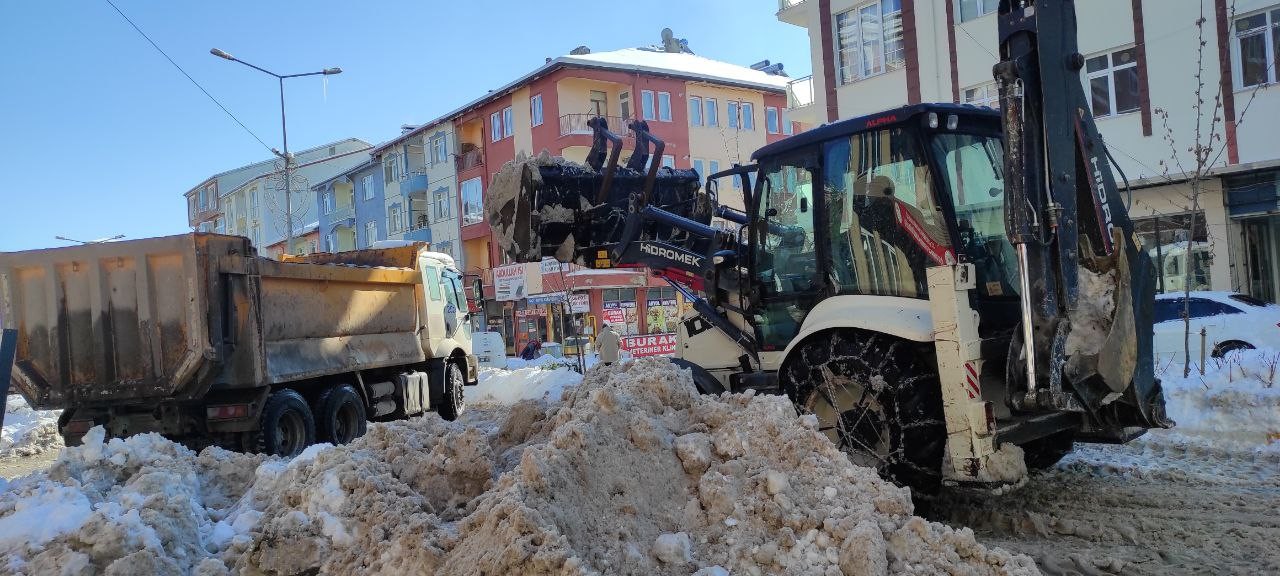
[558,114,633,137]
[777,0,808,11]
[327,206,355,224]
[455,148,484,172]
[787,75,815,109]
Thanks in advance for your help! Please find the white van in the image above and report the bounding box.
[472,331,508,369]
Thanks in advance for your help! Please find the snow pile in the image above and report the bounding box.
[0,359,1039,575]
[470,366,583,405]
[1,395,62,458]
[1154,348,1280,450]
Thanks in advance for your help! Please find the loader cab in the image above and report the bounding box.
[747,104,1021,349]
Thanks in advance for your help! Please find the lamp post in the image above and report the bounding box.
[211,48,341,254]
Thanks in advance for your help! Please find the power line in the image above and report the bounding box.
[101,0,274,153]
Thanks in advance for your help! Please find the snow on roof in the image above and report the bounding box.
[559,48,790,91]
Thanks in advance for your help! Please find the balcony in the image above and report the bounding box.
[558,114,633,137]
[785,75,823,125]
[455,148,484,172]
[776,0,811,26]
[326,206,355,226]
[403,171,430,194]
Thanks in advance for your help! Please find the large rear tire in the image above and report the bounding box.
[259,389,316,457]
[783,330,947,497]
[438,361,465,421]
[314,384,368,445]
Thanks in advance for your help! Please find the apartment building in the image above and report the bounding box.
[184,138,372,256]
[777,0,1280,300]
[368,120,462,262]
[314,157,384,253]
[432,41,802,351]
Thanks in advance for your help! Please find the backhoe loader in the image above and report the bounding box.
[486,0,1171,494]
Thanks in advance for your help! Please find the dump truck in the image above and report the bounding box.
[0,233,478,456]
[487,0,1172,496]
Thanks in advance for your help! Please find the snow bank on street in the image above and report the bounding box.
[1154,348,1280,451]
[470,366,583,405]
[1,395,62,458]
[0,359,1039,575]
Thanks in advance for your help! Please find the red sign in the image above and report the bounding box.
[601,308,626,324]
[894,201,954,266]
[621,333,678,358]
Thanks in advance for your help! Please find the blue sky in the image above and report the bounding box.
[0,1,811,252]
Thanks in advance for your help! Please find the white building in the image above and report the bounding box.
[778,0,1280,300]
[185,138,372,255]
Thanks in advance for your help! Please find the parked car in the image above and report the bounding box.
[561,336,593,357]
[472,332,508,369]
[1152,291,1280,360]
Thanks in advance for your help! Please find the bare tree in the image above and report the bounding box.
[1153,0,1270,377]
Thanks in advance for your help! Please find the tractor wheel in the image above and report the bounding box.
[1020,429,1075,470]
[258,389,316,457]
[784,330,947,498]
[438,361,465,421]
[314,384,368,445]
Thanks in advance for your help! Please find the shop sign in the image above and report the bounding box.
[541,257,567,275]
[601,307,626,324]
[526,292,566,305]
[621,333,678,357]
[569,292,591,314]
[494,264,527,301]
[516,307,547,318]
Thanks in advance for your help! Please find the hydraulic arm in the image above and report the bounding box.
[996,0,1169,430]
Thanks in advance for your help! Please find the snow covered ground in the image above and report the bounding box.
[1,395,62,459]
[0,360,1038,575]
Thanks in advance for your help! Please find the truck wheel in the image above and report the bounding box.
[783,330,946,497]
[1021,429,1074,470]
[259,389,316,457]
[438,361,465,421]
[314,385,367,445]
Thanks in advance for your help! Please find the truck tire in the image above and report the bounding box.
[259,389,316,457]
[1021,429,1074,470]
[314,384,367,445]
[783,330,946,497]
[438,361,465,421]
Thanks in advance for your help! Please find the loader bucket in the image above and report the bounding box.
[486,120,713,267]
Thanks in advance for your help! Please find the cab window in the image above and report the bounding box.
[823,127,948,299]
[423,266,444,301]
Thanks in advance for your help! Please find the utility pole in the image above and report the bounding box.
[211,48,341,254]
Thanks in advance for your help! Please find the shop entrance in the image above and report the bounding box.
[1243,216,1280,302]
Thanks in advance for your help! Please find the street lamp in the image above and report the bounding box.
[211,48,341,254]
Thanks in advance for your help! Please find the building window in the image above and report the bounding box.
[530,94,544,127]
[620,91,631,119]
[1086,47,1140,117]
[766,106,780,133]
[430,133,448,165]
[641,90,655,120]
[502,106,514,138]
[362,175,374,200]
[661,155,675,168]
[328,146,337,156]
[727,101,739,129]
[645,287,678,334]
[1234,8,1280,89]
[962,81,1000,108]
[490,112,502,142]
[434,187,451,220]
[689,96,703,126]
[783,115,794,135]
[835,0,905,84]
[461,177,483,226]
[602,288,638,335]
[365,221,378,247]
[692,158,705,177]
[323,191,334,215]
[589,90,608,117]
[741,102,755,130]
[1132,212,1211,293]
[708,160,721,184]
[957,0,997,23]
[250,188,259,218]
[388,204,404,234]
[704,98,718,126]
[384,154,401,183]
[657,92,672,121]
